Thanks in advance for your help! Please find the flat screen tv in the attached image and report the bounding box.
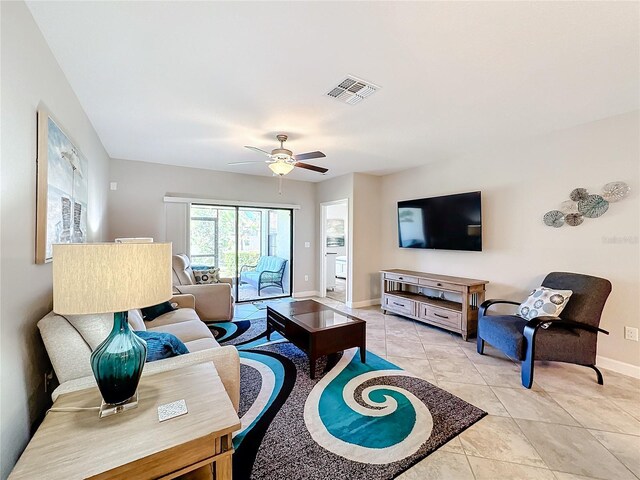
[398,191,482,251]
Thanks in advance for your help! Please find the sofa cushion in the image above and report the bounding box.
[147,319,215,344]
[147,307,201,327]
[134,331,189,362]
[184,337,220,352]
[65,313,113,350]
[128,309,146,331]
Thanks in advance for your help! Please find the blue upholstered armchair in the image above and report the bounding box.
[477,272,611,389]
[239,256,288,295]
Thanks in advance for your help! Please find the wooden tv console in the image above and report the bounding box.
[380,269,489,341]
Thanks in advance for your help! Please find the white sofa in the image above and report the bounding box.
[38,294,240,410]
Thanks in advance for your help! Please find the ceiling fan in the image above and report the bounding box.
[228,134,328,176]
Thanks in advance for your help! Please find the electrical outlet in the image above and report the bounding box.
[304,275,309,281]
[304,242,310,248]
[44,370,54,393]
[624,327,639,342]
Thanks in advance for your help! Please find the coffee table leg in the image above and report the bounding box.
[360,347,366,363]
[310,356,316,379]
[266,322,271,341]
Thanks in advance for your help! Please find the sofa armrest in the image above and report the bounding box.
[171,293,196,309]
[173,283,234,321]
[219,277,233,287]
[51,346,241,411]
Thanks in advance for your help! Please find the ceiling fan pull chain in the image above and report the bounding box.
[278,175,283,195]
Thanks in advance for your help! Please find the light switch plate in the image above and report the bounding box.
[158,399,188,422]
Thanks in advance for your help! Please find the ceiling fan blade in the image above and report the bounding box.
[294,162,329,174]
[244,146,273,157]
[227,161,267,165]
[293,151,326,161]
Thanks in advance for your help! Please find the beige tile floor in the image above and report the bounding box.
[312,298,640,480]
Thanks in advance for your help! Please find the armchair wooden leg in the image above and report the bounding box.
[521,356,534,389]
[587,364,604,385]
[477,337,485,355]
[522,324,537,389]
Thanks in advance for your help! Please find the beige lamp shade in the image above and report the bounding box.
[53,242,173,314]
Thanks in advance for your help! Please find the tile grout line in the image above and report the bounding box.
[583,428,640,479]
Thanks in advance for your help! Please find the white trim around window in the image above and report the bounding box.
[163,195,301,210]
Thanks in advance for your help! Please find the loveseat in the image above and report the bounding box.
[172,254,235,321]
[38,294,240,410]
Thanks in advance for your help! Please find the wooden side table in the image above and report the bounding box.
[9,363,240,480]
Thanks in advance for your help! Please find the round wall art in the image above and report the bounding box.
[569,188,589,202]
[560,200,579,214]
[543,210,565,228]
[543,181,628,228]
[578,194,609,218]
[601,181,630,203]
[564,213,584,226]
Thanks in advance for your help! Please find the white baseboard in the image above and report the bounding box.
[293,290,320,298]
[596,355,640,379]
[347,298,381,309]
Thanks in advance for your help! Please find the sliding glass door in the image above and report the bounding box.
[189,204,292,303]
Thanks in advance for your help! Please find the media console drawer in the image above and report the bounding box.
[385,273,420,285]
[418,278,464,293]
[383,294,415,317]
[419,304,462,329]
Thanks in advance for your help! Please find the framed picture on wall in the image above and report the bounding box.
[326,218,345,247]
[35,108,88,264]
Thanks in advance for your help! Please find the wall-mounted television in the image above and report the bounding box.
[398,191,482,251]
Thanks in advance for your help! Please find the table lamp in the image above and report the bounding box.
[53,242,172,417]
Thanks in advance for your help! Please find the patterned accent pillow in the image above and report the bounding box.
[193,267,220,284]
[517,287,573,320]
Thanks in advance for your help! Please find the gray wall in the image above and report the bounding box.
[107,158,318,295]
[380,111,640,369]
[0,2,111,477]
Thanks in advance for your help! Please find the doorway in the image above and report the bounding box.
[189,204,293,303]
[320,200,349,304]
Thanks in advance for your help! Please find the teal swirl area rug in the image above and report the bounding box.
[209,314,486,480]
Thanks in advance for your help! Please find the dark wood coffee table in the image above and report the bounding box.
[266,300,366,378]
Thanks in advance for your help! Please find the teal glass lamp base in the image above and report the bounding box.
[90,311,147,417]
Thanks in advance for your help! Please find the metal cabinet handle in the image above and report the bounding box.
[437,283,442,286]
[392,302,404,307]
[398,277,403,280]
[433,312,448,319]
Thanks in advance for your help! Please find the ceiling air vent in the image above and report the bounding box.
[327,76,379,105]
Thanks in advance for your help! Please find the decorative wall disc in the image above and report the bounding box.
[569,188,589,202]
[564,213,584,226]
[543,210,565,228]
[578,194,609,218]
[601,181,630,203]
[560,200,579,214]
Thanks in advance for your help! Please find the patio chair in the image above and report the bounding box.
[240,256,288,295]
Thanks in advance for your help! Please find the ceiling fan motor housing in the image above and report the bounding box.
[271,148,294,161]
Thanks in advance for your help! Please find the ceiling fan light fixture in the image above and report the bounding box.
[268,161,295,176]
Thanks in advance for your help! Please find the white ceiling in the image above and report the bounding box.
[27,1,639,182]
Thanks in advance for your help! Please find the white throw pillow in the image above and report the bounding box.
[517,287,573,320]
[194,267,220,284]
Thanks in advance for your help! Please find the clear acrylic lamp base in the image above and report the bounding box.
[99,391,139,418]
